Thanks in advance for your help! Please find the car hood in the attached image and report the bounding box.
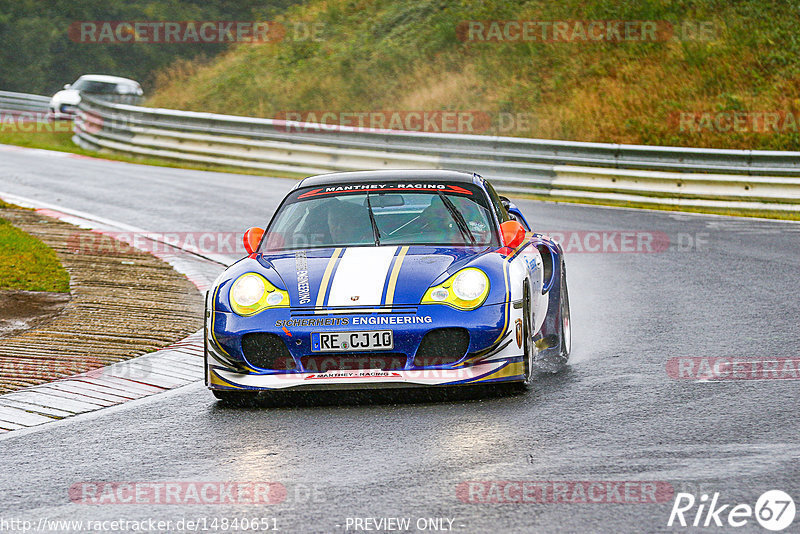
[264,245,490,308]
[50,90,81,105]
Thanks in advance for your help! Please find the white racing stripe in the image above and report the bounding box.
[326,246,397,307]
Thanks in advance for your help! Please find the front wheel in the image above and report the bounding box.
[559,262,571,360]
[506,282,534,394]
[522,281,535,387]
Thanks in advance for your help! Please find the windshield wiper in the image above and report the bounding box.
[365,192,382,246]
[437,190,475,245]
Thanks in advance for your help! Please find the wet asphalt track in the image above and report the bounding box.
[0,146,799,533]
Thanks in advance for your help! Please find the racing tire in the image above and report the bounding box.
[559,262,571,361]
[203,294,209,386]
[522,281,535,387]
[506,281,534,394]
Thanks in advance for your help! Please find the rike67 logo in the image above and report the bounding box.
[668,490,795,531]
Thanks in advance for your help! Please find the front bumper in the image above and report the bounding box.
[207,358,525,391]
[206,302,526,391]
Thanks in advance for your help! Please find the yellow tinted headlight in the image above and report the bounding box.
[421,268,489,310]
[229,273,289,316]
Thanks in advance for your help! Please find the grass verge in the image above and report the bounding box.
[0,215,70,292]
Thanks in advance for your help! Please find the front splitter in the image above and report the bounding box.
[208,359,525,391]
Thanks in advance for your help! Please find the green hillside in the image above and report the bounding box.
[148,0,800,150]
[0,0,300,95]
[0,216,70,293]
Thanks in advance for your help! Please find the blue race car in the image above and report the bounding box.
[205,170,570,401]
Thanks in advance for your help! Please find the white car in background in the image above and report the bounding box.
[48,74,143,120]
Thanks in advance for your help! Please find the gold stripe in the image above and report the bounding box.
[209,369,243,389]
[315,248,343,308]
[474,361,525,383]
[384,246,409,306]
[493,259,511,345]
[507,234,532,258]
[514,235,532,255]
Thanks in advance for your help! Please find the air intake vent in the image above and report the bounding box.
[241,333,295,371]
[413,328,469,367]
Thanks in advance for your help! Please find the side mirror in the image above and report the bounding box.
[243,227,265,255]
[63,84,71,90]
[500,220,526,249]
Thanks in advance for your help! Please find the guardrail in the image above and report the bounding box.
[0,90,50,115]
[70,96,800,212]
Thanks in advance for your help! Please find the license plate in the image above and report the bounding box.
[311,330,393,352]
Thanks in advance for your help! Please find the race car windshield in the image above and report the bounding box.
[262,183,498,251]
[70,80,129,94]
